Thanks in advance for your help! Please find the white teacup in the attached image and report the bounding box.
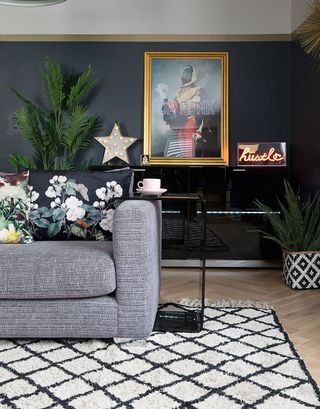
[137,178,161,191]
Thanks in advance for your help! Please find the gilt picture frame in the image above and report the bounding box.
[143,51,229,166]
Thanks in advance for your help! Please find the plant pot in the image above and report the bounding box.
[283,251,320,289]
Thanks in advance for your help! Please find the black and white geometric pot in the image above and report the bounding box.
[283,251,320,289]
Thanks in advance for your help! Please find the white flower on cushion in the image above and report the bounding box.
[50,201,57,208]
[99,209,115,232]
[113,184,123,197]
[32,203,39,210]
[93,201,99,208]
[66,207,86,221]
[96,187,106,200]
[106,181,123,199]
[28,185,33,191]
[65,196,85,221]
[45,186,57,198]
[58,175,67,184]
[53,176,59,182]
[65,196,83,209]
[0,185,27,201]
[31,191,39,202]
[0,224,21,244]
[99,201,105,208]
[54,198,61,204]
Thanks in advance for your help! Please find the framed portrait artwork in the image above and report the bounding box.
[143,52,229,165]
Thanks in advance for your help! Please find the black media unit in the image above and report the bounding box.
[92,165,289,266]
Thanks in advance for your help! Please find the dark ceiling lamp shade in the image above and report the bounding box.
[0,0,67,5]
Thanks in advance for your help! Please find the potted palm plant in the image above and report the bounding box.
[10,58,102,170]
[255,181,320,289]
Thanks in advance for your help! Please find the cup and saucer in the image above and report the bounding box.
[136,178,167,196]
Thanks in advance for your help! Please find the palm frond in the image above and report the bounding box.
[62,71,82,110]
[15,105,42,149]
[254,199,288,245]
[12,58,101,170]
[40,113,63,158]
[62,106,102,168]
[255,180,320,252]
[79,158,94,171]
[66,65,96,112]
[42,57,64,116]
[9,152,36,171]
[11,87,46,117]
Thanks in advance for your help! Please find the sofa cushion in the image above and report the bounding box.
[0,171,33,244]
[28,169,133,241]
[0,241,116,299]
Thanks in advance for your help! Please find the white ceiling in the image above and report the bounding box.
[292,0,309,31]
[0,0,309,36]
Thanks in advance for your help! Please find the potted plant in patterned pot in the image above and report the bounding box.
[255,181,320,290]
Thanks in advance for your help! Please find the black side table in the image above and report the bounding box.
[116,193,207,332]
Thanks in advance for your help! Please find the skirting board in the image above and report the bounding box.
[161,259,282,268]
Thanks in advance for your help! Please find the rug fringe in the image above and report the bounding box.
[179,298,272,309]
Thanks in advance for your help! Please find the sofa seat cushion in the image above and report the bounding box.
[0,241,116,299]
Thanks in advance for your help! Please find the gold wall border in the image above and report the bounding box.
[0,34,293,42]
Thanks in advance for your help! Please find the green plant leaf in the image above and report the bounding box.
[82,204,95,211]
[87,210,101,221]
[0,215,6,229]
[33,218,50,228]
[62,106,102,168]
[52,208,65,222]
[79,159,94,171]
[254,180,320,252]
[66,65,96,111]
[11,58,101,171]
[9,152,36,171]
[42,57,64,116]
[69,224,86,238]
[29,210,41,220]
[47,221,63,238]
[66,179,76,195]
[95,230,105,241]
[42,208,54,218]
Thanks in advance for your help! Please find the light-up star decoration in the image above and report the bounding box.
[95,121,138,164]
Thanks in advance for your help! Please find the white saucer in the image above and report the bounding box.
[136,188,167,196]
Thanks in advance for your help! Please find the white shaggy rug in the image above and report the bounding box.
[0,301,319,409]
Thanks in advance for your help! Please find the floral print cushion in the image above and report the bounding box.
[28,169,133,241]
[0,171,33,244]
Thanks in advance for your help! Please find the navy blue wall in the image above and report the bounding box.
[0,41,291,171]
[291,41,320,195]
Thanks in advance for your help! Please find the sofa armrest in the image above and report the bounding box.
[112,200,161,338]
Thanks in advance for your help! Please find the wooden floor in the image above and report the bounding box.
[160,268,320,385]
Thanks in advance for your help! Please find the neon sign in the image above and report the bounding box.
[237,143,286,166]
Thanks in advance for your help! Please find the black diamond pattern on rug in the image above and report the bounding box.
[0,306,319,408]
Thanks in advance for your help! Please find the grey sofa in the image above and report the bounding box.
[0,200,161,339]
